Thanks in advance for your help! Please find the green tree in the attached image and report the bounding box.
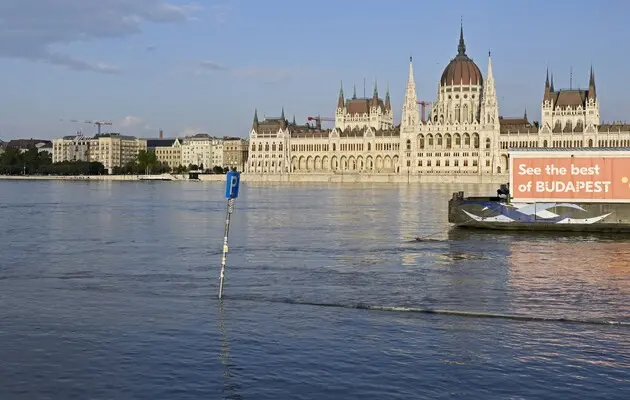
[137,150,159,174]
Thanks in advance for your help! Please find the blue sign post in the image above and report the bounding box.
[219,171,240,299]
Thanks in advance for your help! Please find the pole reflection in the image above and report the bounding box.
[217,301,243,400]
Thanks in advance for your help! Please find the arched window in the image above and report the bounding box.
[406,139,411,151]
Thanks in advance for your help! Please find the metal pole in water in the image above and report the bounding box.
[218,170,240,300]
[218,198,234,299]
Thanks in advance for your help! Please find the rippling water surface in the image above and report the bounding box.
[1,180,629,399]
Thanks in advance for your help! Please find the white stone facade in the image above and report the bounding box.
[211,138,223,168]
[52,133,147,173]
[247,25,630,177]
[180,134,225,169]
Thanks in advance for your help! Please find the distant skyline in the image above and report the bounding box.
[0,0,628,140]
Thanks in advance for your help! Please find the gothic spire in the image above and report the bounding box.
[385,84,391,111]
[545,67,550,88]
[280,106,287,129]
[352,83,357,99]
[544,68,552,102]
[481,52,498,125]
[589,65,597,99]
[457,19,466,56]
[252,108,259,130]
[402,55,419,127]
[338,80,345,109]
[370,79,380,108]
[550,73,555,92]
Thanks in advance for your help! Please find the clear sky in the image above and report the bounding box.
[0,0,628,140]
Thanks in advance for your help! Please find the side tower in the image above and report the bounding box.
[400,56,419,173]
[540,67,599,133]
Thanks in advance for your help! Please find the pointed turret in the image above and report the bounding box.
[524,108,528,121]
[481,52,499,125]
[280,106,287,129]
[337,81,345,109]
[252,108,259,131]
[352,83,357,99]
[371,79,380,108]
[588,65,597,99]
[543,68,552,102]
[385,85,391,111]
[292,114,296,125]
[401,56,419,127]
[550,73,555,92]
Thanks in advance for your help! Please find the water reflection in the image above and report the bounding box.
[506,236,630,320]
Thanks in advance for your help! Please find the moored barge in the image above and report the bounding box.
[448,148,630,232]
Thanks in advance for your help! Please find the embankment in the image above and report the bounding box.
[0,173,509,184]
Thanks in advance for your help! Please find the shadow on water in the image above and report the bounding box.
[410,226,630,244]
[218,302,243,400]
[445,226,630,243]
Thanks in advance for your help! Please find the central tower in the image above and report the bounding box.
[429,23,484,125]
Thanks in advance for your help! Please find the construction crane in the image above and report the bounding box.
[307,115,334,130]
[87,120,113,136]
[417,101,432,123]
[60,118,113,135]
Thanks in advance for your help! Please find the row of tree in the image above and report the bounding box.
[0,147,107,175]
[0,147,230,175]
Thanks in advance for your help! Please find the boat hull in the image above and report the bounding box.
[448,191,630,233]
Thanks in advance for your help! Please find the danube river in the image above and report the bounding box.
[1,180,629,399]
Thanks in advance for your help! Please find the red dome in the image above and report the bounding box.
[440,25,483,87]
[440,56,483,86]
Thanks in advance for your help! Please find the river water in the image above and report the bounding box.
[1,180,629,399]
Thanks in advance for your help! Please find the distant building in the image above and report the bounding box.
[147,138,183,170]
[52,133,147,173]
[181,133,213,169]
[6,139,53,154]
[210,137,224,168]
[180,133,224,170]
[223,137,249,171]
[0,140,6,155]
[52,134,91,162]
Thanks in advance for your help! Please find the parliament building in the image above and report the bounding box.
[246,25,630,176]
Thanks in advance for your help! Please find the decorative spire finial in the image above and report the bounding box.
[458,19,466,56]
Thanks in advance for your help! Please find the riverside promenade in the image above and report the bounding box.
[0,172,508,184]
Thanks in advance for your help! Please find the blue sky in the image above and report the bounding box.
[0,0,627,140]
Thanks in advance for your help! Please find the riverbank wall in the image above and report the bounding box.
[0,173,508,184]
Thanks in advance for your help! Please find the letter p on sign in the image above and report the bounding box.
[225,171,241,199]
